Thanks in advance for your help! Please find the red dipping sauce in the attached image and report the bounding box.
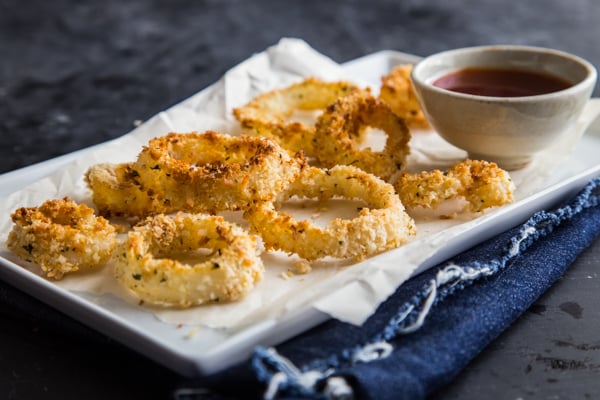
[432,67,573,97]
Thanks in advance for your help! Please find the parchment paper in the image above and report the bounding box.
[1,38,599,330]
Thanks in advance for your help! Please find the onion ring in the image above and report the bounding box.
[7,198,117,279]
[233,78,364,157]
[113,213,264,307]
[244,165,416,261]
[379,64,430,130]
[132,131,307,214]
[394,159,515,212]
[314,91,412,181]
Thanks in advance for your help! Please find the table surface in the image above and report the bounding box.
[2,1,600,399]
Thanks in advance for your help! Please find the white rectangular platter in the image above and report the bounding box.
[1,45,599,377]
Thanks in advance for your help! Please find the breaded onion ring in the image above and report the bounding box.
[244,165,416,261]
[314,91,412,181]
[6,198,117,279]
[395,159,515,213]
[133,131,307,214]
[233,78,364,157]
[379,64,430,130]
[114,213,264,307]
[85,162,169,219]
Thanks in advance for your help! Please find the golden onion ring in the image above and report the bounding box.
[7,198,117,279]
[233,77,364,157]
[244,165,416,261]
[379,64,430,130]
[114,213,264,307]
[394,159,515,213]
[132,131,307,214]
[314,91,412,182]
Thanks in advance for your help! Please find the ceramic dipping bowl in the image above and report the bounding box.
[410,45,597,170]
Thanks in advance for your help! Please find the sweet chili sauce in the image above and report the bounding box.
[432,67,572,97]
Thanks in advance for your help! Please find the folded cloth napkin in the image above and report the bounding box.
[176,176,600,400]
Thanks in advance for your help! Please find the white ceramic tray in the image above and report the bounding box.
[1,49,599,378]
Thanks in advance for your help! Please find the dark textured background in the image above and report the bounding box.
[2,1,600,399]
[3,0,600,173]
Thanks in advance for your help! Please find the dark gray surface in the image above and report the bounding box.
[1,1,600,399]
[431,239,600,400]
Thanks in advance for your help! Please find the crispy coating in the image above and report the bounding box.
[85,162,168,219]
[233,77,365,157]
[395,159,515,213]
[314,91,412,181]
[86,131,307,217]
[114,213,264,307]
[244,165,416,261]
[6,198,117,279]
[379,64,430,130]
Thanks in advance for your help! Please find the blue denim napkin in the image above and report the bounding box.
[186,176,600,400]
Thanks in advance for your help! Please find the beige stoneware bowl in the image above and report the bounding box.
[411,45,597,170]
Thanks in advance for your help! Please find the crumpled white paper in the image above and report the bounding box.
[1,38,599,330]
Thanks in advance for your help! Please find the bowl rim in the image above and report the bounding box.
[411,44,598,102]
